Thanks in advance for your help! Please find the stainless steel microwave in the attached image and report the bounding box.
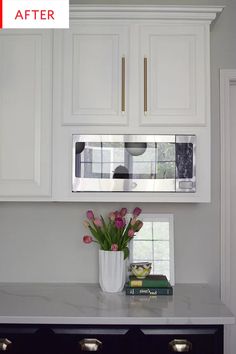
[72,135,196,193]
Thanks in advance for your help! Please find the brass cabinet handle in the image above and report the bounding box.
[121,57,125,113]
[169,339,192,352]
[144,57,148,114]
[0,338,12,351]
[79,338,102,351]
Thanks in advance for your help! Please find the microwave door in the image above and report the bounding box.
[72,135,196,193]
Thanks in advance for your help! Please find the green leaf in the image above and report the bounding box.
[123,247,130,260]
[102,239,110,251]
[120,219,132,249]
[100,215,112,245]
[88,225,101,242]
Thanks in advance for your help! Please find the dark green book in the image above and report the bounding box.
[129,274,170,288]
[125,286,173,296]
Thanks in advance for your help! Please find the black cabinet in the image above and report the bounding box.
[0,324,223,354]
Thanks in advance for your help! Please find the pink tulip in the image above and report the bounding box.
[114,211,122,218]
[83,235,93,244]
[108,212,116,221]
[133,207,142,217]
[94,218,102,227]
[136,221,143,231]
[120,208,128,217]
[86,210,95,220]
[131,217,137,226]
[83,220,89,228]
[115,217,125,229]
[111,243,119,251]
[128,229,135,238]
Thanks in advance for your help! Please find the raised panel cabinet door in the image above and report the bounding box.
[139,326,223,354]
[60,21,129,126]
[0,326,44,354]
[51,326,132,354]
[139,24,208,127]
[0,30,52,197]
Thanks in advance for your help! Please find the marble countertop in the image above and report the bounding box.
[0,283,234,325]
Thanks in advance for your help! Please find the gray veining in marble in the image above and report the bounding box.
[0,283,234,325]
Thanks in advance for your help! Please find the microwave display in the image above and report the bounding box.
[72,135,196,193]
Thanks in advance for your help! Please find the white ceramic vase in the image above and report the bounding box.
[99,250,126,293]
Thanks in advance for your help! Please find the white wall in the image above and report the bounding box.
[1,0,236,288]
[0,202,222,284]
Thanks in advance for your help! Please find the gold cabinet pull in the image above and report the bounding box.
[0,338,12,351]
[79,338,102,351]
[169,339,192,352]
[121,57,125,113]
[144,57,148,114]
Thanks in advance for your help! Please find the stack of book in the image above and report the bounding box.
[125,274,173,296]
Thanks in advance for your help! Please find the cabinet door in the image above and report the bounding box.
[139,24,208,127]
[59,22,129,126]
[0,30,52,197]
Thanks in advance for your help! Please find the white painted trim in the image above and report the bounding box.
[220,69,236,354]
[220,70,236,302]
[69,5,224,22]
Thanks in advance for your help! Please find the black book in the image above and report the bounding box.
[125,285,173,296]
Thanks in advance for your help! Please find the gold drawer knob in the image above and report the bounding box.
[79,338,102,351]
[169,339,192,352]
[0,338,12,351]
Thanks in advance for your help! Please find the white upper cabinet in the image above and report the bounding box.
[0,30,52,199]
[60,22,129,126]
[54,6,223,132]
[139,24,207,126]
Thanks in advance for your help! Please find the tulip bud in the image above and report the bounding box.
[86,210,95,220]
[94,218,102,227]
[83,220,89,228]
[83,235,93,244]
[128,229,135,238]
[115,210,123,218]
[111,243,119,251]
[133,207,142,217]
[120,208,128,217]
[136,221,143,231]
[108,212,116,221]
[115,217,124,229]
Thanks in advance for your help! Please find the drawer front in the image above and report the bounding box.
[139,326,223,354]
[0,326,54,354]
[52,326,133,354]
[0,327,39,354]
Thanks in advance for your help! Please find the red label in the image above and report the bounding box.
[0,0,69,29]
[0,0,2,28]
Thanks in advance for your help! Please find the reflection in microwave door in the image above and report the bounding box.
[113,165,130,179]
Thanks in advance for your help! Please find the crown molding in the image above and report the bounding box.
[69,5,224,22]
